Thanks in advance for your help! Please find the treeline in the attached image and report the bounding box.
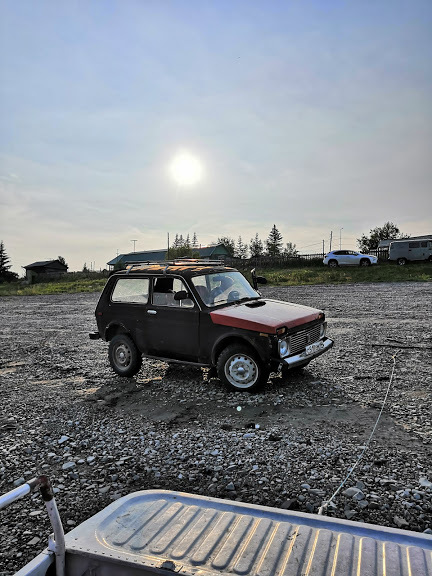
[168,225,299,259]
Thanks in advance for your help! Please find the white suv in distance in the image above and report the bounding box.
[323,250,378,267]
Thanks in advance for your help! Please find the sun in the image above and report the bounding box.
[169,151,204,187]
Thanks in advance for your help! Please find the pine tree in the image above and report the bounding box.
[283,242,298,257]
[266,225,283,256]
[249,233,264,257]
[235,236,248,259]
[0,241,18,283]
[185,234,190,248]
[192,232,199,248]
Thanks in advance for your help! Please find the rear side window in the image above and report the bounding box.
[111,278,149,303]
[420,241,427,248]
[409,242,420,248]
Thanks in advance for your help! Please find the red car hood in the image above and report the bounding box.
[210,299,322,334]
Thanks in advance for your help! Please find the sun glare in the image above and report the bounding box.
[169,152,204,187]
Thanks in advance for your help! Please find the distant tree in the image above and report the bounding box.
[266,225,283,256]
[283,242,299,257]
[82,262,89,272]
[235,236,248,259]
[0,241,18,283]
[214,236,235,257]
[192,232,199,249]
[357,222,409,252]
[249,233,264,258]
[58,255,68,267]
[167,246,198,259]
[168,233,199,258]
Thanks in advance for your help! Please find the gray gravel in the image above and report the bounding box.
[0,282,431,572]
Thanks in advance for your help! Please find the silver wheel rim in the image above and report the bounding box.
[114,342,131,368]
[225,353,258,389]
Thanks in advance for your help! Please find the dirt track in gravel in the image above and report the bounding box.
[0,282,431,571]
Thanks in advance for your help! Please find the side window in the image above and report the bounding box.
[152,277,194,308]
[420,241,427,248]
[173,278,194,308]
[111,278,149,303]
[409,242,420,248]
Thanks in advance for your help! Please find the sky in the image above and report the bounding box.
[1,0,431,273]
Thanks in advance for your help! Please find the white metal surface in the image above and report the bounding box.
[64,490,432,576]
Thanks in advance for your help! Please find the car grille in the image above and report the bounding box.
[289,324,321,355]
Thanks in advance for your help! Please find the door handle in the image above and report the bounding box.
[147,310,157,315]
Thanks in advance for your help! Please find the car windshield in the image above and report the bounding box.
[191,271,259,307]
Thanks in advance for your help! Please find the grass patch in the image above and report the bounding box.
[0,278,107,297]
[248,262,432,286]
[0,262,431,296]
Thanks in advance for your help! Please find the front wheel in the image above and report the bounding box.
[360,259,371,267]
[397,258,407,266]
[217,344,269,392]
[108,334,142,377]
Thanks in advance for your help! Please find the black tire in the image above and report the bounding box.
[397,258,407,266]
[108,334,142,377]
[328,260,338,268]
[360,259,371,267]
[217,344,269,392]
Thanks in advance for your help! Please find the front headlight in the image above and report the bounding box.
[279,339,289,357]
[319,322,327,338]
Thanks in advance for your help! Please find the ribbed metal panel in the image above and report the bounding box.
[289,324,321,355]
[65,491,432,576]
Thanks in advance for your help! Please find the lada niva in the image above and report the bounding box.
[89,260,334,391]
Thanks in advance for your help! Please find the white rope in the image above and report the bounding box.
[317,351,399,515]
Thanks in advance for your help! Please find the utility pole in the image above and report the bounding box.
[131,239,137,253]
[167,232,170,259]
[339,227,343,249]
[322,239,325,256]
[329,231,333,252]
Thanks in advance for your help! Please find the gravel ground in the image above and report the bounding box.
[0,282,431,573]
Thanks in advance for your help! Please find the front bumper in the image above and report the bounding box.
[281,337,334,369]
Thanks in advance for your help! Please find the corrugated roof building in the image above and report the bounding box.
[107,245,230,270]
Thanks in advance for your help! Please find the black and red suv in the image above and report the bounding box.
[89,260,333,392]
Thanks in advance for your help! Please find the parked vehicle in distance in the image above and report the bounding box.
[89,260,333,392]
[388,238,432,265]
[323,250,378,267]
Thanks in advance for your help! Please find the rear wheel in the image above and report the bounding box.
[397,258,407,266]
[360,259,371,267]
[328,260,338,268]
[108,334,142,377]
[217,344,269,392]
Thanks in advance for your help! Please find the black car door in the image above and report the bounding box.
[142,276,200,361]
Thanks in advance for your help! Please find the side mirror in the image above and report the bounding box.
[174,290,189,301]
[251,268,267,290]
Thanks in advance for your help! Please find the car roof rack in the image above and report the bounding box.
[124,259,225,273]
